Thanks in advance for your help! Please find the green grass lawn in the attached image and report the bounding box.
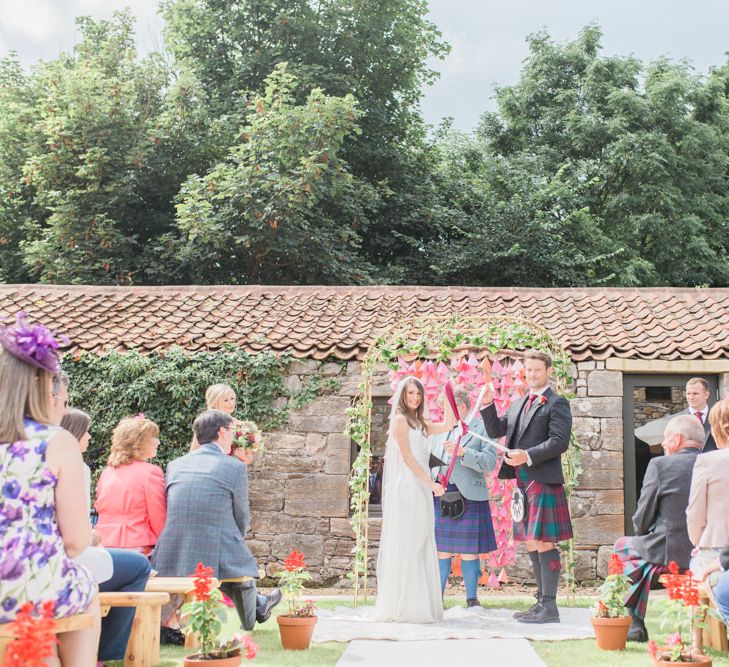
[108,596,729,666]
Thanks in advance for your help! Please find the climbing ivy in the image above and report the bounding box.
[64,345,338,478]
[347,316,581,602]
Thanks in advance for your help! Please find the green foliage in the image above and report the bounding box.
[166,64,379,284]
[64,346,337,477]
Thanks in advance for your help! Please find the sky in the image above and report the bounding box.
[2,0,729,132]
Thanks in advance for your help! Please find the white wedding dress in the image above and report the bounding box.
[373,423,443,623]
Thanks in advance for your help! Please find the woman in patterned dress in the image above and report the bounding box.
[0,313,100,666]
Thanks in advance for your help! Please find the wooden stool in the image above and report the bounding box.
[0,612,94,662]
[699,581,729,653]
[99,591,169,667]
[145,576,220,649]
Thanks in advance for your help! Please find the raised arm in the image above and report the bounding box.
[425,397,457,436]
[393,415,445,497]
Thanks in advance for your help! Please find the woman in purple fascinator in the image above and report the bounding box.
[0,312,101,666]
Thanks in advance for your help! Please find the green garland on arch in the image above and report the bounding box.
[346,315,582,604]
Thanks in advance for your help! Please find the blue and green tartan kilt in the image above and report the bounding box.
[514,467,573,543]
[434,484,497,554]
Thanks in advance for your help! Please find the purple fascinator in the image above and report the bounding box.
[0,312,69,373]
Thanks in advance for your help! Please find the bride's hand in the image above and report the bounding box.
[431,482,445,497]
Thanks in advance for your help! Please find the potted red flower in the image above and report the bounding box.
[591,553,632,650]
[647,562,712,666]
[2,601,57,667]
[274,550,318,650]
[180,562,259,666]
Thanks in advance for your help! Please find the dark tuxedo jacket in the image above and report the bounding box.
[631,447,700,568]
[674,408,717,453]
[480,387,572,485]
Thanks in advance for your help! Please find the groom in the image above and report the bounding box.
[480,350,573,623]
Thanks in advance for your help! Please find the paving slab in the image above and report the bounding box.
[337,638,546,666]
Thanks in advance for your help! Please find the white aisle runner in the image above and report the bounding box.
[337,638,546,666]
[314,605,594,643]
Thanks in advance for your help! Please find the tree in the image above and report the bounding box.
[166,64,378,284]
[17,12,176,284]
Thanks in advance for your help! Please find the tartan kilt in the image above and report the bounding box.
[434,484,497,554]
[515,472,573,543]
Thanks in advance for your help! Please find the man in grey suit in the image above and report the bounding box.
[673,377,716,453]
[612,415,703,642]
[152,409,281,630]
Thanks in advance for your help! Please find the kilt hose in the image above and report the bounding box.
[613,536,671,620]
[515,467,573,544]
[434,484,497,555]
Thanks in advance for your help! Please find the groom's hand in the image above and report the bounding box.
[504,449,528,467]
[480,383,494,408]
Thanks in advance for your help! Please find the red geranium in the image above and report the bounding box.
[607,553,624,576]
[284,550,306,572]
[192,562,215,602]
[3,601,57,667]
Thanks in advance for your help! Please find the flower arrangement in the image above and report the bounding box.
[3,601,57,667]
[275,550,316,617]
[647,561,711,663]
[594,553,631,618]
[233,420,264,454]
[180,562,258,661]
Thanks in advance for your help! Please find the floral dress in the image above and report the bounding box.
[0,418,95,622]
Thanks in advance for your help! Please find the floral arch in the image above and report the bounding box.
[346,316,582,603]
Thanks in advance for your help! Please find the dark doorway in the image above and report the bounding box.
[622,374,719,534]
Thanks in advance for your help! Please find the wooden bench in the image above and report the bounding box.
[0,612,94,662]
[99,591,169,667]
[698,581,728,652]
[145,576,221,649]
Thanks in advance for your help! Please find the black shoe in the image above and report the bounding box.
[160,626,185,645]
[466,597,480,608]
[628,615,648,642]
[513,594,542,619]
[518,604,560,624]
[256,588,283,624]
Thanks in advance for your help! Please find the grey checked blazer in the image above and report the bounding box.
[151,443,258,579]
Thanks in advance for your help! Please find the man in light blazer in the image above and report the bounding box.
[673,377,717,452]
[613,415,702,642]
[152,409,281,630]
[480,350,573,624]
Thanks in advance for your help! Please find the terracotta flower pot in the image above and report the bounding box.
[183,654,241,667]
[590,615,631,650]
[276,614,318,650]
[651,649,712,666]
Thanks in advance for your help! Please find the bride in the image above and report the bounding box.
[374,376,455,623]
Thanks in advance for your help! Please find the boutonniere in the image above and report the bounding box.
[537,395,547,407]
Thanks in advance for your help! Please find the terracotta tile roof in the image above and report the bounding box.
[0,285,727,362]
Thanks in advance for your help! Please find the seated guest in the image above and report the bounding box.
[701,540,729,624]
[613,415,703,642]
[686,399,729,579]
[152,409,281,630]
[431,387,498,607]
[0,313,100,665]
[95,416,166,555]
[62,407,152,664]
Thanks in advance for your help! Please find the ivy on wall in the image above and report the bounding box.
[347,316,582,602]
[65,345,340,478]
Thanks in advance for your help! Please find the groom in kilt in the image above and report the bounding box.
[481,349,573,623]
